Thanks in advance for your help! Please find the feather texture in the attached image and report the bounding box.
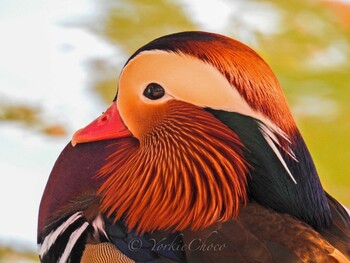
[98,100,249,233]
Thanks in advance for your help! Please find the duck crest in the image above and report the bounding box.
[127,31,332,230]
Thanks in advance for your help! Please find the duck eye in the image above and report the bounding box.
[143,83,165,100]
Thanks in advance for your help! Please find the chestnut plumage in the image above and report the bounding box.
[38,31,350,263]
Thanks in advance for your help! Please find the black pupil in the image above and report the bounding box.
[143,83,165,100]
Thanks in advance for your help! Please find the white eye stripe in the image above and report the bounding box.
[119,50,289,139]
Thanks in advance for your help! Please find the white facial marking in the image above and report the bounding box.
[119,50,283,132]
[118,50,298,175]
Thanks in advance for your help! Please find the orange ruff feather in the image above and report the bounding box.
[98,101,248,233]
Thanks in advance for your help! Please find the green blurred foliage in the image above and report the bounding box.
[102,0,196,54]
[85,0,196,102]
[0,104,67,137]
[255,0,350,203]
[0,0,348,205]
[0,104,40,125]
[0,246,38,262]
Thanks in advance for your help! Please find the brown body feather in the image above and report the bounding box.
[184,200,350,263]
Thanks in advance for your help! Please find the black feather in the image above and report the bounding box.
[206,109,332,230]
[104,215,186,262]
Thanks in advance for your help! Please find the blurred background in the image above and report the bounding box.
[0,0,349,261]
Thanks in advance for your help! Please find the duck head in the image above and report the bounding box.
[72,31,331,233]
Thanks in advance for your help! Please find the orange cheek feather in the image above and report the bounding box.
[97,101,249,233]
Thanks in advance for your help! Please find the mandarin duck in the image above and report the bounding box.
[38,31,350,263]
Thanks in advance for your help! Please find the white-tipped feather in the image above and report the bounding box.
[259,123,297,184]
[259,123,298,162]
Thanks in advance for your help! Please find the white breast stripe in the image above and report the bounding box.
[38,212,83,257]
[58,222,89,263]
[259,123,297,184]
